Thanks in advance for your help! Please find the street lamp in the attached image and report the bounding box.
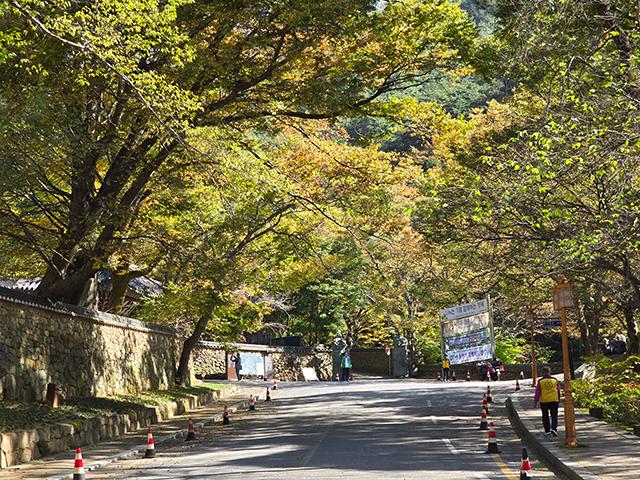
[552,274,577,446]
[525,307,537,387]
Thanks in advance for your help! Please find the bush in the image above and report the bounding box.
[573,356,640,428]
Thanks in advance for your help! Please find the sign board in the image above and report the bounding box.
[440,297,494,366]
[239,353,264,376]
[543,320,562,329]
[301,367,319,381]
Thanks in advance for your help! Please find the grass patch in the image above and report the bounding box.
[0,383,226,433]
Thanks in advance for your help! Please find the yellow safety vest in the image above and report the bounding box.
[442,359,450,369]
[539,377,559,403]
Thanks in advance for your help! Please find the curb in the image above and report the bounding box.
[506,392,601,480]
[45,388,267,480]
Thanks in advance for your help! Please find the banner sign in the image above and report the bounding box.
[543,320,562,329]
[440,298,493,366]
[440,298,489,322]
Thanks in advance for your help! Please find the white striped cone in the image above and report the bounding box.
[335,372,339,381]
[466,370,471,381]
[73,448,85,480]
[516,378,520,391]
[486,370,491,381]
[186,417,196,441]
[437,372,441,381]
[487,386,492,403]
[452,371,456,381]
[294,372,298,381]
[520,447,533,478]
[483,394,490,416]
[223,405,230,425]
[249,394,255,410]
[273,378,277,390]
[479,405,488,430]
[485,422,501,453]
[520,371,525,379]
[266,387,271,401]
[145,430,155,458]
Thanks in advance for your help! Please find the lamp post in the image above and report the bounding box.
[525,307,537,387]
[552,274,577,446]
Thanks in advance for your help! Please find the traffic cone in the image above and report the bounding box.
[479,404,488,430]
[294,372,298,381]
[186,417,196,441]
[520,371,525,379]
[466,370,471,381]
[437,372,441,381]
[515,378,520,391]
[485,422,501,453]
[452,371,457,381]
[487,386,492,403]
[73,448,85,480]
[335,372,340,381]
[145,430,155,458]
[249,394,255,411]
[483,394,490,416]
[273,378,278,390]
[223,405,230,425]
[486,370,491,381]
[520,447,533,479]
[266,387,271,401]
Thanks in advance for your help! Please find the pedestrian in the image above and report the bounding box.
[602,338,612,356]
[231,352,242,381]
[341,351,352,382]
[533,366,561,436]
[613,334,627,355]
[442,353,450,381]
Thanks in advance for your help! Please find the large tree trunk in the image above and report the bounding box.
[176,304,216,386]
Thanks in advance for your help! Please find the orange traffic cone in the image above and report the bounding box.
[273,378,278,390]
[466,370,471,381]
[479,404,488,430]
[487,385,492,403]
[223,405,230,425]
[515,378,520,391]
[483,393,490,416]
[294,372,298,381]
[520,447,533,478]
[437,372,441,381]
[186,417,196,441]
[520,370,525,379]
[249,394,255,411]
[485,422,501,453]
[145,430,155,458]
[266,387,271,401]
[73,448,85,480]
[486,370,491,381]
[452,371,457,381]
[335,372,340,381]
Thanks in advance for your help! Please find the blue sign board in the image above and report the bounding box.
[542,320,562,329]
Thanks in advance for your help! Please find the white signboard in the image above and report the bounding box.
[440,298,489,322]
[440,297,494,365]
[301,367,319,381]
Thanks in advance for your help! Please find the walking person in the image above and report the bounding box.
[341,351,352,382]
[534,366,561,436]
[231,352,242,381]
[442,353,450,381]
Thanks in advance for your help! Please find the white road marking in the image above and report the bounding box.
[442,438,459,455]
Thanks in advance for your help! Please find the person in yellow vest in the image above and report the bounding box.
[533,366,561,436]
[442,354,450,381]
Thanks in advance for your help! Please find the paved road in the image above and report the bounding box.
[87,379,564,479]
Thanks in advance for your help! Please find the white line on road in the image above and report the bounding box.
[430,415,438,424]
[442,438,459,455]
[426,400,432,407]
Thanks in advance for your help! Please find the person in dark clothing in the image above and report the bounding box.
[613,335,627,355]
[231,352,242,381]
[602,338,612,356]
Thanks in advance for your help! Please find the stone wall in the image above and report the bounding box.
[0,385,235,469]
[192,345,227,378]
[0,287,190,402]
[272,350,332,380]
[350,348,390,375]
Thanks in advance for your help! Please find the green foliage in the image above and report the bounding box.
[573,356,640,428]
[495,335,526,364]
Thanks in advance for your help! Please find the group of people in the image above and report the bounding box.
[602,335,627,356]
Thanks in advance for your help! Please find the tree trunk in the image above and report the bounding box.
[176,304,215,386]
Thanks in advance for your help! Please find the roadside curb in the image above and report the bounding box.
[45,388,267,480]
[506,392,601,480]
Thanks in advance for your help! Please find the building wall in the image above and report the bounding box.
[0,288,189,402]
